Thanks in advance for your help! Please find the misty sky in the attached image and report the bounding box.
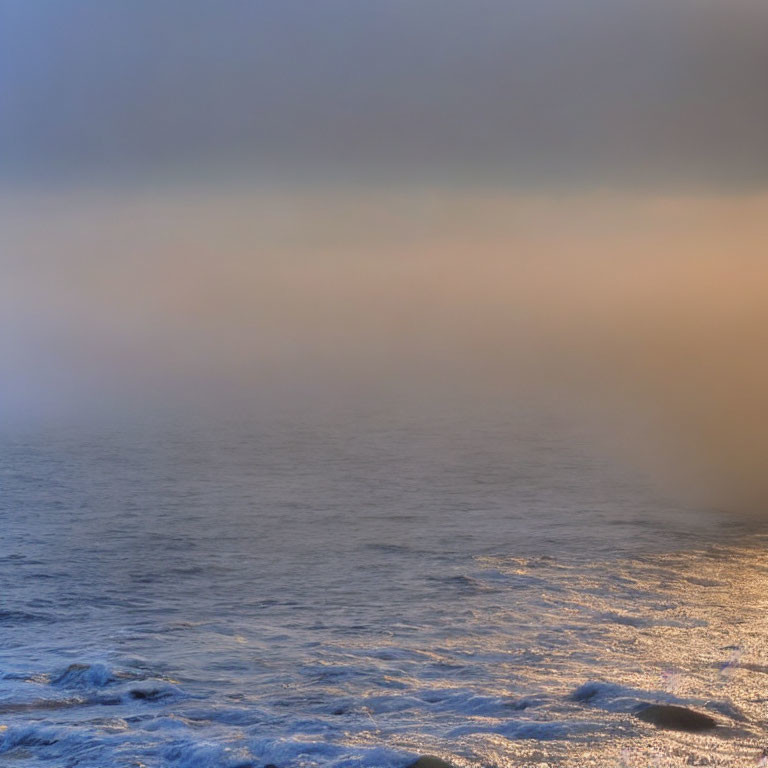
[1,0,767,189]
[3,2,768,509]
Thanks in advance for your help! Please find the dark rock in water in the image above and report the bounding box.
[571,682,601,702]
[635,703,717,731]
[129,688,169,701]
[408,757,457,768]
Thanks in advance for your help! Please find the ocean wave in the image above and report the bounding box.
[52,662,115,689]
[0,609,54,624]
[447,717,584,740]
[571,680,676,712]
[0,724,64,752]
[249,737,410,768]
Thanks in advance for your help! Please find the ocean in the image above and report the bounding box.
[1,405,766,767]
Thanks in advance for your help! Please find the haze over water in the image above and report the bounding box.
[2,2,768,766]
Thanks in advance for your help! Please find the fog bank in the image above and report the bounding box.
[3,188,767,511]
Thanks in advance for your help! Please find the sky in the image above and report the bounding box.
[2,2,768,509]
[2,0,767,189]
